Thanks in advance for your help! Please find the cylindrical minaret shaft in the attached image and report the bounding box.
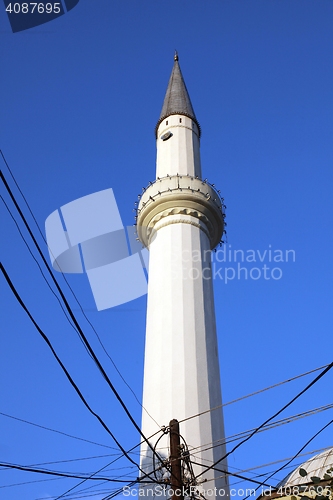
[137,54,228,498]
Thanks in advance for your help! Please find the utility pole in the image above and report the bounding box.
[169,419,184,500]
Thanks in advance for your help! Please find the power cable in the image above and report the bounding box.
[179,364,330,424]
[99,441,204,500]
[0,411,118,451]
[152,429,169,483]
[194,360,333,482]
[0,463,136,478]
[100,480,137,500]
[36,485,114,500]
[0,461,135,483]
[0,151,159,429]
[53,454,146,500]
[191,417,333,496]
[0,409,145,462]
[189,460,274,488]
[109,398,333,459]
[98,456,275,500]
[1,195,84,348]
[179,432,197,489]
[5,155,331,497]
[54,489,114,500]
[39,426,165,500]
[241,417,333,500]
[0,476,62,490]
[217,445,333,488]
[227,445,333,478]
[87,457,172,500]
[189,402,333,455]
[53,457,129,500]
[228,461,326,488]
[0,169,165,471]
[0,429,162,495]
[51,482,113,500]
[0,263,156,480]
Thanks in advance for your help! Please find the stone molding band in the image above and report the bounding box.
[146,211,212,245]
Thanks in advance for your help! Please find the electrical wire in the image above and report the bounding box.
[209,445,333,488]
[0,169,165,472]
[0,411,118,451]
[0,262,157,481]
[233,445,333,477]
[0,409,144,463]
[0,476,62,490]
[37,485,114,500]
[228,459,328,488]
[178,364,330,425]
[189,402,333,455]
[53,458,129,500]
[1,195,84,349]
[179,432,197,489]
[194,360,333,482]
[0,429,163,497]
[0,461,135,482]
[51,482,113,500]
[105,398,333,459]
[151,426,170,483]
[98,454,275,500]
[98,450,192,500]
[53,455,143,500]
[100,480,137,500]
[3,154,331,498]
[0,151,160,429]
[0,463,136,478]
[189,460,274,488]
[241,417,333,500]
[46,427,166,500]
[188,421,333,496]
[100,441,279,500]
[94,457,174,500]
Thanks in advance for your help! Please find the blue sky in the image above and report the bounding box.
[1,1,333,499]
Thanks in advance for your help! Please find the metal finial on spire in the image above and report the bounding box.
[174,50,178,61]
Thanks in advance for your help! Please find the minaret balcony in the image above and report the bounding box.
[136,175,226,250]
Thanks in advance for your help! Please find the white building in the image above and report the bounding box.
[136,53,229,498]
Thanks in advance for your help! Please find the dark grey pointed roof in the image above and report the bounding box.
[155,53,201,137]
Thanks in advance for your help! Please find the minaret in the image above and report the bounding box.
[137,53,228,498]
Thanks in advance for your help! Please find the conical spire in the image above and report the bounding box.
[155,52,201,137]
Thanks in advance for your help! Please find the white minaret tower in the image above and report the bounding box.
[137,53,228,498]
